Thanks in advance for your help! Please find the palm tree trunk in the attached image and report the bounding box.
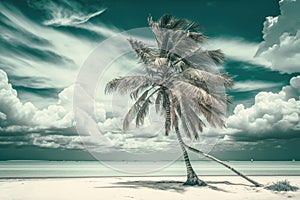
[182,142,263,187]
[175,127,207,186]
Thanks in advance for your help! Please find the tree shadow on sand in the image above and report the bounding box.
[95,180,253,193]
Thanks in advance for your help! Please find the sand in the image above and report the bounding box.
[0,176,299,200]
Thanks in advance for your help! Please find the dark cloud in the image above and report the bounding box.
[228,130,300,142]
[213,138,300,161]
[0,146,94,160]
[9,75,56,88]
[0,38,76,68]
[13,86,60,100]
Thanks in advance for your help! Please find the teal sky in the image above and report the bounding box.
[0,0,300,161]
[101,0,280,40]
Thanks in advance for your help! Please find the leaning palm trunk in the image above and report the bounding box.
[180,137,263,187]
[175,127,207,186]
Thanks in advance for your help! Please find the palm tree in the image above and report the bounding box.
[105,14,261,187]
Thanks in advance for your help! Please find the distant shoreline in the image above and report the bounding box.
[1,161,299,178]
[0,160,298,162]
[1,175,300,180]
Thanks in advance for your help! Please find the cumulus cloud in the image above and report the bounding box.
[0,69,73,128]
[94,100,177,153]
[0,69,178,152]
[207,0,300,74]
[255,0,300,73]
[0,69,109,150]
[226,75,300,141]
[0,69,37,126]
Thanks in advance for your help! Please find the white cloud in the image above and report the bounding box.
[0,69,178,152]
[232,81,282,92]
[0,69,73,129]
[207,0,300,74]
[44,8,106,27]
[26,133,87,150]
[226,75,300,140]
[0,2,120,90]
[28,0,120,38]
[28,0,106,27]
[0,69,37,125]
[95,107,177,153]
[0,69,99,150]
[255,0,300,73]
[207,38,269,67]
[0,112,6,120]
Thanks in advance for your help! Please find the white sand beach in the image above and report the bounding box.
[0,176,299,200]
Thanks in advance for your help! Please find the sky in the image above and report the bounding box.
[0,0,300,161]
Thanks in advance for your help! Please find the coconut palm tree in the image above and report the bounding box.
[105,14,261,187]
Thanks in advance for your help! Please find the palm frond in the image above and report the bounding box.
[183,22,200,32]
[157,14,190,30]
[199,103,226,128]
[170,90,206,139]
[182,101,206,139]
[105,76,154,95]
[123,106,135,131]
[172,81,213,107]
[179,116,192,139]
[168,47,225,74]
[167,31,199,59]
[177,49,218,72]
[123,89,149,131]
[184,91,225,129]
[128,38,158,64]
[151,15,202,33]
[170,91,181,117]
[220,73,233,89]
[180,104,199,139]
[206,49,225,64]
[148,15,206,56]
[187,31,207,43]
[136,98,152,127]
[123,88,160,130]
[171,81,227,128]
[130,85,155,100]
[169,90,192,139]
[182,68,233,90]
[145,63,171,76]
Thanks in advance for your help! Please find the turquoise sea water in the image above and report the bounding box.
[0,161,299,178]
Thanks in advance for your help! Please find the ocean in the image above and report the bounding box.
[0,161,299,178]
